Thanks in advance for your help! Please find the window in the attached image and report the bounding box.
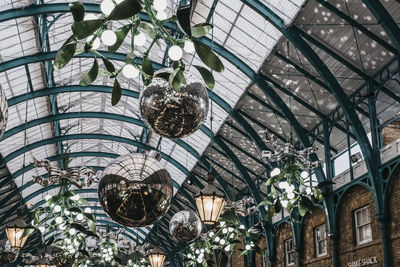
[354,206,372,245]
[315,224,327,257]
[284,238,295,266]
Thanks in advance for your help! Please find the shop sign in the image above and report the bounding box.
[347,256,378,267]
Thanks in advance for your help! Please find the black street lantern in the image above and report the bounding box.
[5,217,29,250]
[148,245,166,267]
[194,173,226,225]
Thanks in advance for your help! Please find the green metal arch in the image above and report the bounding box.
[240,0,376,188]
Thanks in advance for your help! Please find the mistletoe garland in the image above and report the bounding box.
[92,226,119,266]
[181,210,263,266]
[127,251,150,267]
[55,0,224,106]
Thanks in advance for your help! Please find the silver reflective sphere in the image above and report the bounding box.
[0,87,8,140]
[139,69,209,138]
[98,153,173,227]
[169,210,202,242]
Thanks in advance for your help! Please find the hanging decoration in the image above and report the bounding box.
[32,158,96,188]
[5,216,30,251]
[169,210,202,243]
[98,153,173,227]
[0,86,8,140]
[92,225,119,266]
[194,173,226,225]
[27,155,98,267]
[260,130,332,219]
[139,68,209,138]
[180,211,263,266]
[54,0,224,106]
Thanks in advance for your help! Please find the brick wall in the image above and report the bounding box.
[275,223,295,267]
[337,185,383,266]
[387,167,400,266]
[301,207,332,267]
[382,121,400,146]
[255,237,267,266]
[231,243,245,267]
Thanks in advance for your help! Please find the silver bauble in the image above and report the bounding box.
[169,210,202,242]
[0,87,8,140]
[139,69,209,138]
[98,153,173,227]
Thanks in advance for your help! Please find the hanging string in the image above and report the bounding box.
[209,14,215,173]
[20,83,29,207]
[287,40,294,143]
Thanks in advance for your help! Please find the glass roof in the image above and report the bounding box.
[0,0,400,256]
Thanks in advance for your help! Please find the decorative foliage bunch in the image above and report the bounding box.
[93,237,118,265]
[127,252,150,267]
[181,210,263,266]
[55,0,224,106]
[27,187,98,266]
[261,160,328,220]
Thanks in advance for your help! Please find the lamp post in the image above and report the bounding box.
[194,173,226,225]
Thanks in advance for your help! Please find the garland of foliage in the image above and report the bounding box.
[259,158,333,221]
[181,210,263,266]
[55,0,224,106]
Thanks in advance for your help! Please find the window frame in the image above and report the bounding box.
[314,224,327,257]
[284,238,295,266]
[354,205,373,245]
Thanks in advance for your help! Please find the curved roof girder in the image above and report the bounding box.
[361,0,400,53]
[0,3,325,176]
[240,0,377,186]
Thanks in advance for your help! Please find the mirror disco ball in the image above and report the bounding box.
[139,69,209,138]
[169,210,202,242]
[98,153,173,227]
[0,87,8,140]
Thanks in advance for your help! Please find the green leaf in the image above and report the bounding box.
[176,5,192,37]
[101,57,115,73]
[191,23,213,38]
[300,196,314,211]
[314,188,323,201]
[22,227,35,237]
[48,195,61,205]
[54,35,77,70]
[71,223,88,234]
[274,198,282,213]
[87,219,96,233]
[176,69,186,85]
[69,207,83,213]
[69,2,85,22]
[84,213,96,223]
[139,23,156,39]
[257,199,273,208]
[77,198,89,205]
[46,235,55,246]
[264,206,274,221]
[64,190,75,198]
[108,24,132,53]
[299,205,307,217]
[194,65,215,89]
[154,72,170,81]
[80,57,99,86]
[169,68,181,91]
[142,57,153,76]
[316,180,335,189]
[108,0,142,20]
[72,19,104,39]
[111,79,122,106]
[194,41,224,72]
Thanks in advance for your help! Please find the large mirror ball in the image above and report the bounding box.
[98,153,173,227]
[169,210,202,243]
[139,68,209,139]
